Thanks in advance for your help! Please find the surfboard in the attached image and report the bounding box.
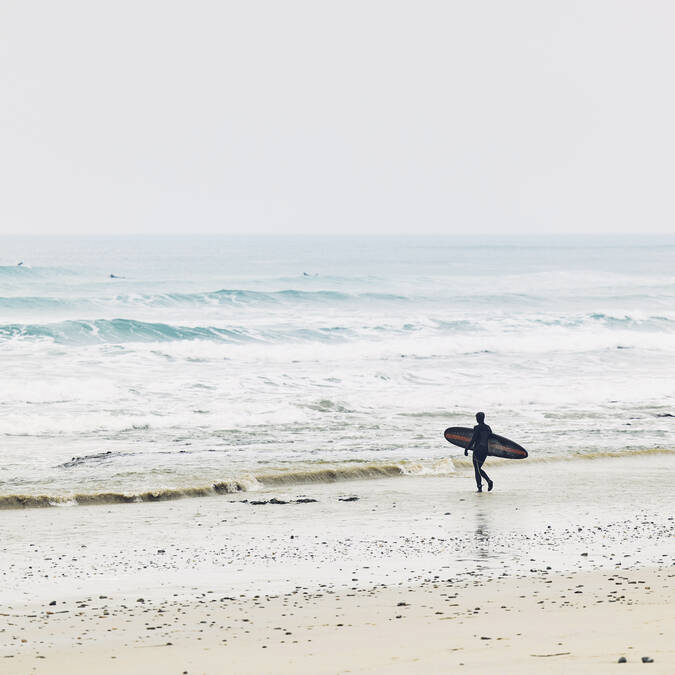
[444,427,528,459]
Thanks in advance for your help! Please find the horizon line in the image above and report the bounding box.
[1,232,673,238]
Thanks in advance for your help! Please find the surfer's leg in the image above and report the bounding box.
[480,467,493,491]
[474,450,492,491]
[477,455,493,491]
[472,455,482,490]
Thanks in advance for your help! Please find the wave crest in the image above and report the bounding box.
[0,461,452,510]
[1,449,672,510]
[0,318,355,345]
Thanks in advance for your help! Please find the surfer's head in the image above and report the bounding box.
[475,412,485,423]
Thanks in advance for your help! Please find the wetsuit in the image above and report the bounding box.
[467,422,492,489]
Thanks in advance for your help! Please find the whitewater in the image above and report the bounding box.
[0,235,673,507]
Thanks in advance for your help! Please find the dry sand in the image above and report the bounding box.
[1,566,672,674]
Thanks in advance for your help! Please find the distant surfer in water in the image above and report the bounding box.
[465,412,494,492]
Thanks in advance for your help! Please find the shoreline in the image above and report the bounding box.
[1,447,673,511]
[2,454,674,673]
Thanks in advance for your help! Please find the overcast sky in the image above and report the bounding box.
[1,1,674,235]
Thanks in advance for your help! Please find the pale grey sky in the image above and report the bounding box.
[1,1,674,235]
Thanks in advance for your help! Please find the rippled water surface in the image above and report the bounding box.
[0,236,673,502]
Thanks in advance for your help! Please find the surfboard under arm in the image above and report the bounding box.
[444,427,528,460]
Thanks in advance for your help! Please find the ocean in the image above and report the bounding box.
[1,235,673,508]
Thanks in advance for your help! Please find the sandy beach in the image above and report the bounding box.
[3,0,675,669]
[2,454,673,673]
[2,566,673,674]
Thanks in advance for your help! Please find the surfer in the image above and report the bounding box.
[465,412,494,492]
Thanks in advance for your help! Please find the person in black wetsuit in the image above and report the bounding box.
[465,412,494,492]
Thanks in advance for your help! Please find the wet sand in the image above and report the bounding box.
[1,454,673,673]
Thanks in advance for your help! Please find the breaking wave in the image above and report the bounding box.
[0,316,483,345]
[0,318,358,345]
[0,288,409,312]
[2,312,671,346]
[0,461,452,510]
[1,449,672,510]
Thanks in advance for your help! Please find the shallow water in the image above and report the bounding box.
[0,235,673,502]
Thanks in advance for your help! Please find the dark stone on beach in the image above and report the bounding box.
[618,656,627,663]
[269,498,288,504]
[48,600,56,606]
[136,598,145,603]
[397,602,409,606]
[339,496,359,502]
[581,552,588,556]
[250,500,268,505]
[641,656,654,663]
[157,549,165,554]
[295,498,318,503]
